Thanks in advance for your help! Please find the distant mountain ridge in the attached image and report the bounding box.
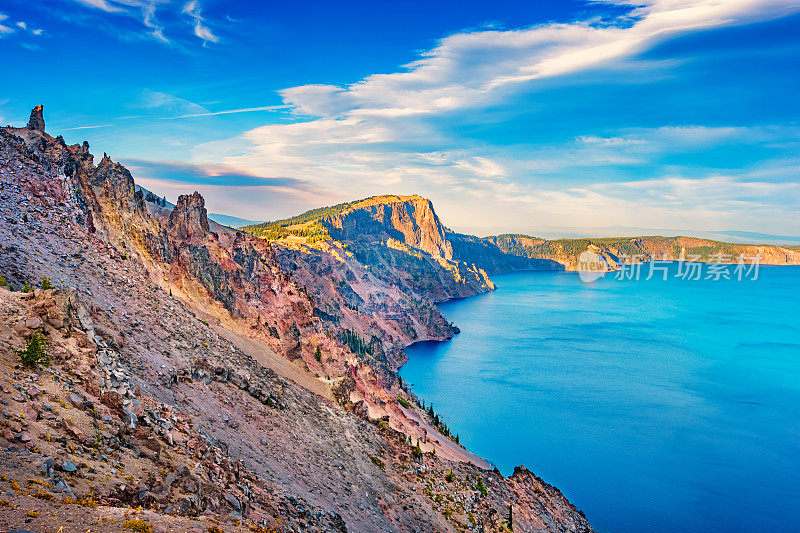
[242,197,800,274]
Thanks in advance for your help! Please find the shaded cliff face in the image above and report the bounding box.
[448,231,565,274]
[325,195,454,260]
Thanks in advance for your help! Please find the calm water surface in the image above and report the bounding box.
[401,265,800,533]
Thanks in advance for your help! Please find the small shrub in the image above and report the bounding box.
[17,332,50,367]
[76,495,99,507]
[123,519,153,533]
[413,440,423,458]
[208,527,224,533]
[0,273,7,287]
[41,276,53,290]
[21,282,33,293]
[315,345,322,362]
[35,487,55,502]
[475,476,488,497]
[397,397,410,408]
[27,510,39,518]
[445,470,455,482]
[22,212,28,223]
[370,456,385,469]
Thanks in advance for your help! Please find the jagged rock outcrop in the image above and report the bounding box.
[27,104,45,131]
[168,191,210,241]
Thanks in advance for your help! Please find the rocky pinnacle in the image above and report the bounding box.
[27,104,45,132]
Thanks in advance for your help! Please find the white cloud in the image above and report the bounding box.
[70,0,173,43]
[279,0,800,119]
[182,1,218,44]
[16,21,26,30]
[62,124,114,130]
[73,0,125,13]
[137,89,209,116]
[577,136,645,146]
[0,12,13,36]
[159,104,292,119]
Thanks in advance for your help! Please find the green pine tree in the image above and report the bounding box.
[17,332,50,367]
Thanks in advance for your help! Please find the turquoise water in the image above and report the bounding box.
[401,265,800,533]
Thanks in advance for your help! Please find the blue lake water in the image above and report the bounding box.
[401,265,800,533]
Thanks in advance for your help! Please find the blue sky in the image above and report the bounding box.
[1,0,799,235]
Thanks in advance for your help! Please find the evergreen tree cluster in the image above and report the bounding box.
[340,329,372,356]
[426,403,455,440]
[144,190,168,207]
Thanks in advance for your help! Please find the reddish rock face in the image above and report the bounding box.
[325,195,455,260]
[168,192,210,241]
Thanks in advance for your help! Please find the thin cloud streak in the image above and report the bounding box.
[62,124,114,130]
[159,104,292,119]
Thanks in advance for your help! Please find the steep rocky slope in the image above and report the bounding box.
[0,107,593,532]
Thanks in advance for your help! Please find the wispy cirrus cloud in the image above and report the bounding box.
[70,0,168,42]
[0,11,44,40]
[136,89,209,116]
[159,104,292,119]
[181,1,217,44]
[73,0,125,12]
[62,124,115,131]
[67,0,218,45]
[0,12,12,36]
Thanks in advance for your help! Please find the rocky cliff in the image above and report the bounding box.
[0,106,593,533]
[481,234,800,271]
[325,195,455,260]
